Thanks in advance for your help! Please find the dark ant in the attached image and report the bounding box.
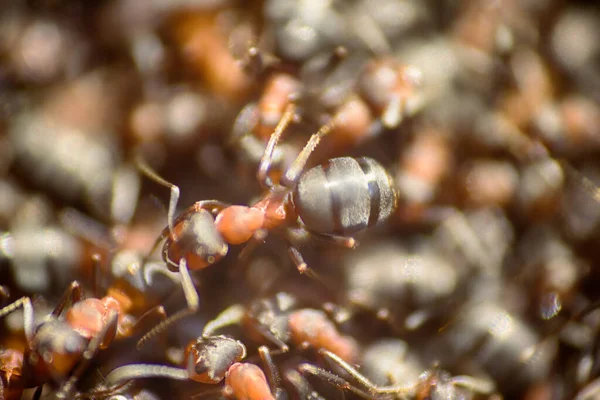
[136,103,398,345]
[201,292,359,364]
[103,335,284,400]
[0,275,165,399]
[0,290,117,399]
[300,349,495,400]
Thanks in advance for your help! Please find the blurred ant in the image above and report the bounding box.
[103,335,285,400]
[0,273,166,399]
[300,349,495,399]
[136,102,398,345]
[200,292,359,364]
[232,48,422,168]
[0,289,117,399]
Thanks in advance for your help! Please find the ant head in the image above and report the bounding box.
[165,209,228,271]
[185,335,246,384]
[31,319,86,380]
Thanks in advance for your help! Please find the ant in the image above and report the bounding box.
[231,47,422,172]
[136,102,398,345]
[0,290,117,399]
[200,292,359,364]
[0,274,165,399]
[299,349,495,400]
[103,335,285,400]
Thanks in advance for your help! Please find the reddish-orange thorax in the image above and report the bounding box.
[65,297,120,342]
[288,309,358,364]
[215,206,265,245]
[251,192,290,230]
[225,363,275,400]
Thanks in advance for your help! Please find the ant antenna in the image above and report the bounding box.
[135,154,180,234]
[106,364,188,387]
[137,258,199,349]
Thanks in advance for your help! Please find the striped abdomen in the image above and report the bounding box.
[292,157,397,235]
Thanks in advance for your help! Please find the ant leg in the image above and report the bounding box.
[287,246,319,280]
[52,281,83,317]
[105,364,188,387]
[229,229,268,279]
[118,305,167,337]
[310,232,358,249]
[32,385,43,400]
[0,297,34,342]
[318,349,416,396]
[298,363,373,399]
[54,311,119,399]
[280,120,335,188]
[135,155,180,234]
[143,260,181,287]
[202,304,245,337]
[258,346,286,400]
[137,258,199,349]
[257,103,297,189]
[238,229,268,262]
[285,369,328,400]
[450,375,495,395]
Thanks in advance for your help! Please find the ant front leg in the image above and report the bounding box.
[310,232,358,249]
[135,155,179,234]
[137,258,199,349]
[258,346,286,400]
[0,296,34,343]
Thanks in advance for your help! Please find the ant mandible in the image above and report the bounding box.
[136,103,398,346]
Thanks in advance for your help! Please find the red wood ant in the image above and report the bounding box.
[0,290,116,399]
[136,102,397,346]
[103,335,285,400]
[0,276,165,399]
[201,292,359,364]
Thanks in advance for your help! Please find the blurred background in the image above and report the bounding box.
[1,0,600,399]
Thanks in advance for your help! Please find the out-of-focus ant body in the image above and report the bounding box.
[103,335,285,400]
[201,292,359,364]
[136,102,398,344]
[0,277,165,399]
[0,290,115,399]
[231,47,422,172]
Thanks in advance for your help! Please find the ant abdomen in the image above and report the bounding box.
[292,157,397,236]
